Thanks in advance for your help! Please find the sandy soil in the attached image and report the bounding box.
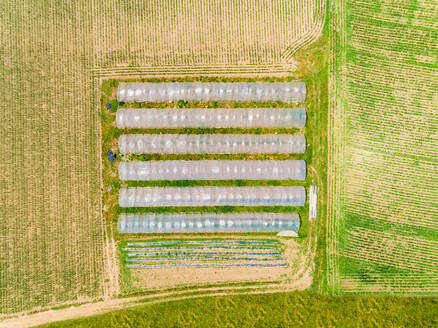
[131,266,288,290]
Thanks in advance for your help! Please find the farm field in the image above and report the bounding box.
[100,62,328,295]
[92,0,326,73]
[39,292,438,328]
[0,2,107,315]
[2,0,438,325]
[119,238,304,293]
[0,0,326,317]
[99,30,328,294]
[327,0,438,293]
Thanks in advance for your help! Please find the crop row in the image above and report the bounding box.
[327,0,438,294]
[93,0,326,67]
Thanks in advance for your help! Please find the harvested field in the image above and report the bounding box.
[94,0,326,71]
[0,0,326,316]
[327,0,438,294]
[0,1,106,315]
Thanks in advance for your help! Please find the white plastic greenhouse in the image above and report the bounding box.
[118,134,306,154]
[116,108,306,129]
[118,212,300,233]
[118,186,306,207]
[117,82,306,103]
[118,160,306,181]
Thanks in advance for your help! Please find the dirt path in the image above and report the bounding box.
[0,277,311,328]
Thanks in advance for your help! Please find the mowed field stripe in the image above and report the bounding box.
[328,0,438,294]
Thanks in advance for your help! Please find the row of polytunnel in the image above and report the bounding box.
[117,82,306,103]
[119,186,306,207]
[114,82,308,235]
[118,160,306,181]
[116,107,306,129]
[118,213,300,233]
[118,134,306,154]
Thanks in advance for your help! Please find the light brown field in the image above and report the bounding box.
[0,0,326,316]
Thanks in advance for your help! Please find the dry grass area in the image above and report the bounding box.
[327,0,438,293]
[0,0,326,315]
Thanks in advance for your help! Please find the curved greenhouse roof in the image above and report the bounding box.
[116,107,306,129]
[119,186,306,207]
[118,160,306,181]
[117,82,306,103]
[118,134,306,154]
[118,212,300,233]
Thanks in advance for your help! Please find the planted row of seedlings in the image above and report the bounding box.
[121,239,287,268]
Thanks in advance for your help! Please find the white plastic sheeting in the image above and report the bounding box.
[127,263,287,268]
[118,212,300,233]
[118,134,306,154]
[117,82,306,103]
[309,185,318,220]
[119,186,306,207]
[118,160,306,181]
[116,108,306,129]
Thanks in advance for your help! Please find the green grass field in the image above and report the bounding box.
[40,291,438,328]
[326,0,438,293]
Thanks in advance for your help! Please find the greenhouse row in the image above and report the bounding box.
[118,160,306,181]
[116,107,306,129]
[118,212,300,233]
[118,133,306,154]
[117,82,306,103]
[119,186,306,207]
